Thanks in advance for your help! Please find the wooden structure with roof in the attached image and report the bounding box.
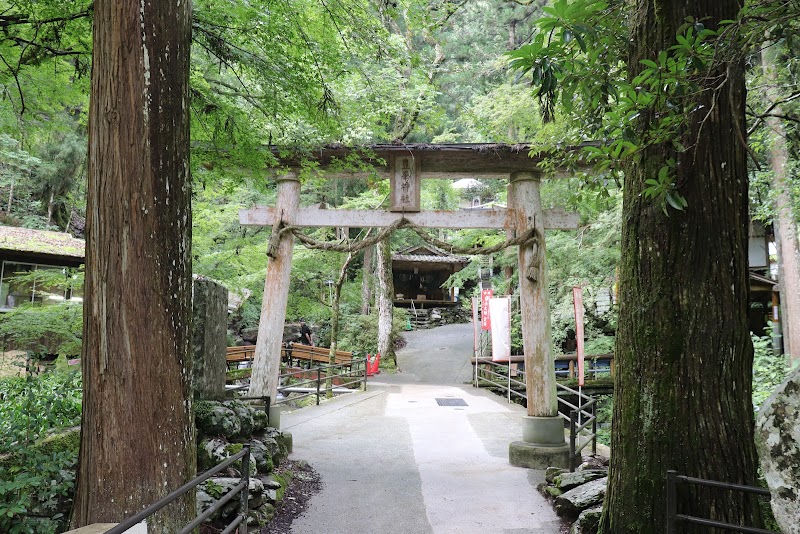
[0,226,85,310]
[391,244,469,307]
[0,226,85,267]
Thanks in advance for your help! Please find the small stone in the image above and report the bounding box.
[264,474,283,490]
[295,459,311,471]
[578,455,609,470]
[555,477,607,518]
[554,471,607,491]
[544,486,564,498]
[570,505,603,534]
[223,400,255,437]
[249,439,275,473]
[546,466,567,483]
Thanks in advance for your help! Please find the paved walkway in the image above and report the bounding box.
[281,323,562,534]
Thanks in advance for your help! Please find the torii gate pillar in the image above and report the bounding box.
[508,171,569,468]
[250,172,300,405]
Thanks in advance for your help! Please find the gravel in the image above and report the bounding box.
[260,460,322,534]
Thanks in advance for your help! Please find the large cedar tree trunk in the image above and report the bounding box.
[599,1,763,531]
[72,1,195,531]
[376,239,396,363]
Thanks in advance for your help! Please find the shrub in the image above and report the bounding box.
[0,302,82,356]
[0,367,82,533]
[336,310,408,355]
[752,331,788,411]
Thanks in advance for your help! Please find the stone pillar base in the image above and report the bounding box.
[268,405,282,429]
[509,415,569,469]
[522,415,565,445]
[509,441,570,469]
[278,431,293,455]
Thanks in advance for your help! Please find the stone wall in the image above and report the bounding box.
[192,278,228,400]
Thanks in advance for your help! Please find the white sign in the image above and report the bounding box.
[390,156,420,212]
[489,297,511,362]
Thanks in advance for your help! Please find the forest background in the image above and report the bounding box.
[0,0,798,532]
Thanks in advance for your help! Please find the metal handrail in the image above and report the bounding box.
[666,470,777,534]
[106,446,251,534]
[275,357,368,406]
[473,358,599,471]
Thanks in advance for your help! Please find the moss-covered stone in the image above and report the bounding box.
[196,401,241,438]
[223,400,253,435]
[546,466,567,484]
[251,406,269,432]
[544,485,564,498]
[0,426,80,469]
[250,440,275,473]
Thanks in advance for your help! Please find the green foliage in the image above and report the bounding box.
[752,331,788,410]
[203,479,225,500]
[595,394,613,447]
[585,335,615,355]
[0,368,82,533]
[337,310,409,355]
[0,302,82,356]
[505,0,772,214]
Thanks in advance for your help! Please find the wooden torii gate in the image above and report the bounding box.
[239,143,577,466]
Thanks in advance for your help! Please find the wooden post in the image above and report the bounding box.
[509,171,558,418]
[250,172,300,401]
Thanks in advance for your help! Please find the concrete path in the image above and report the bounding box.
[281,323,562,534]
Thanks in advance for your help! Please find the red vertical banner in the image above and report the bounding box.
[481,289,493,330]
[573,286,585,386]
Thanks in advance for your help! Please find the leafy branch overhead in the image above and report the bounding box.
[505,0,800,214]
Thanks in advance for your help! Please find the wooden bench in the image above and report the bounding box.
[225,344,355,370]
[226,346,256,369]
[283,343,354,368]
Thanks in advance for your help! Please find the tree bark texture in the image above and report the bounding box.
[509,172,557,418]
[600,1,763,531]
[250,174,300,402]
[761,43,800,364]
[361,243,374,315]
[376,238,395,363]
[327,251,355,397]
[73,1,194,531]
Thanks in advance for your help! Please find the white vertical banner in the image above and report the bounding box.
[573,286,585,387]
[489,297,511,362]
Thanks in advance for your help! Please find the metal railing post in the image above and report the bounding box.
[666,470,677,534]
[507,364,511,403]
[239,445,250,534]
[591,402,597,455]
[569,410,577,472]
[316,367,321,405]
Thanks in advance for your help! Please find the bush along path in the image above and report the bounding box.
[0,386,302,533]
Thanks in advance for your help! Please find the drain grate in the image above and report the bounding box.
[436,398,468,407]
